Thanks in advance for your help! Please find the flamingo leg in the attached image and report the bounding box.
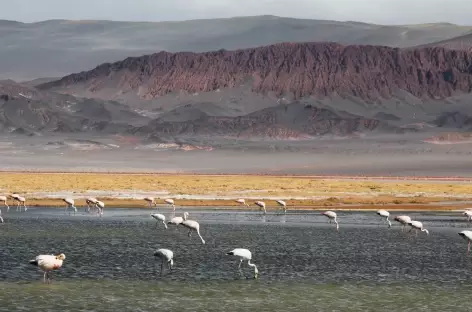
[188,230,192,237]
[43,271,47,283]
[468,241,471,254]
[160,261,164,277]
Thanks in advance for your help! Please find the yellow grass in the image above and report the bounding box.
[0,172,471,209]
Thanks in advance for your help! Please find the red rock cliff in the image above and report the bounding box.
[39,42,472,100]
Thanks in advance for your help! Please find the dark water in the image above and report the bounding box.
[1,207,472,311]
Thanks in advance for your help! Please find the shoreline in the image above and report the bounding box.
[7,198,472,212]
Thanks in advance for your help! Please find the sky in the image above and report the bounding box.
[1,0,471,25]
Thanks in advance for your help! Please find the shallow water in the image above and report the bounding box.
[1,207,472,311]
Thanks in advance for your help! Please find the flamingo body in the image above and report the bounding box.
[29,253,66,283]
[154,249,174,276]
[276,200,287,213]
[322,211,339,231]
[0,195,9,211]
[408,220,429,235]
[168,212,189,225]
[151,213,167,229]
[180,219,205,244]
[459,230,472,254]
[227,248,259,279]
[376,209,392,227]
[254,201,266,214]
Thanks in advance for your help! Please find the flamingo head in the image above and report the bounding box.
[55,253,66,260]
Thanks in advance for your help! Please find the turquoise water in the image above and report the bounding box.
[0,208,471,311]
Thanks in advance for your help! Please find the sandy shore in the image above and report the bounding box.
[0,172,471,211]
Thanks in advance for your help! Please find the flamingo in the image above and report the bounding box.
[63,198,77,215]
[235,199,249,207]
[394,215,412,231]
[254,201,266,214]
[29,253,66,284]
[164,199,175,211]
[168,212,189,226]
[180,218,205,244]
[151,213,167,229]
[154,249,174,276]
[226,248,259,279]
[276,200,287,213]
[376,210,391,228]
[85,197,98,213]
[459,230,472,254]
[95,200,105,216]
[463,210,472,223]
[408,220,429,236]
[14,195,27,212]
[0,195,9,212]
[322,211,339,231]
[144,197,157,209]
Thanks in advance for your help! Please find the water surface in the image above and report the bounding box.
[1,208,471,311]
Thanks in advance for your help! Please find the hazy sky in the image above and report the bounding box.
[1,0,471,25]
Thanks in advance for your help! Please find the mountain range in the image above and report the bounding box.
[2,16,472,146]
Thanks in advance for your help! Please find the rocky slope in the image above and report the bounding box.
[0,80,149,135]
[2,16,472,81]
[40,42,472,102]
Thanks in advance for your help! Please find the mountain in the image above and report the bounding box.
[416,33,472,50]
[0,80,149,135]
[39,42,472,102]
[2,16,472,81]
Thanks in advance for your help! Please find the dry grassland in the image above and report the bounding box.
[0,173,471,210]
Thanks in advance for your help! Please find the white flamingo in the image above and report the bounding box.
[168,212,189,226]
[164,198,175,211]
[394,215,412,231]
[154,249,174,276]
[276,200,287,213]
[226,248,259,279]
[144,197,157,209]
[63,198,77,215]
[151,213,167,229]
[0,195,9,212]
[85,197,98,213]
[322,211,339,231]
[254,201,266,214]
[376,210,391,228]
[96,200,105,216]
[29,253,66,284]
[180,218,205,244]
[463,210,472,223]
[408,220,429,236]
[13,195,27,212]
[235,199,249,207]
[459,230,472,254]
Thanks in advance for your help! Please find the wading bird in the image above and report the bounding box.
[164,198,175,210]
[376,210,391,228]
[276,200,287,213]
[29,253,66,284]
[144,197,157,209]
[254,201,266,214]
[394,215,412,231]
[13,195,27,212]
[226,248,259,279]
[408,220,429,236]
[96,200,105,216]
[235,199,249,207]
[154,249,174,276]
[63,198,77,215]
[168,212,189,226]
[459,230,472,254]
[151,213,167,229]
[180,218,205,244]
[0,195,9,212]
[322,211,339,231]
[85,197,98,213]
[463,210,472,223]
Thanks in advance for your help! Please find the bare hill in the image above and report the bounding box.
[2,16,472,81]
